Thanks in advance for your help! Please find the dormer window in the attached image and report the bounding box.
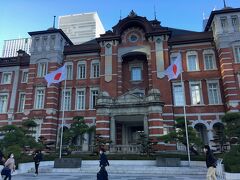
[231,15,239,31]
[220,17,228,32]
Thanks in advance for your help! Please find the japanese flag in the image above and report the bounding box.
[164,52,182,81]
[44,64,66,87]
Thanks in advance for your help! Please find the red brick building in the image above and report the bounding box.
[0,8,240,153]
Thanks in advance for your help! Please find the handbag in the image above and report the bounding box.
[1,166,10,176]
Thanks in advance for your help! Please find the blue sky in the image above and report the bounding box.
[0,0,239,54]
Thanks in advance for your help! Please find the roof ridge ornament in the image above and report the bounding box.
[128,10,137,17]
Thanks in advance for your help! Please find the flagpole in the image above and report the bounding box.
[59,78,67,159]
[180,72,191,166]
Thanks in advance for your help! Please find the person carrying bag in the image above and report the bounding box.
[1,153,15,180]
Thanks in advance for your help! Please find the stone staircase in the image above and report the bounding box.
[33,160,207,175]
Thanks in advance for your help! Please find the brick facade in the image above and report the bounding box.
[0,8,240,152]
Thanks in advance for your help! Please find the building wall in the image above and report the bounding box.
[0,9,239,151]
[58,12,105,45]
[2,38,31,57]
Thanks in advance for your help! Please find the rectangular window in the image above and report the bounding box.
[91,62,100,78]
[204,54,215,70]
[234,46,240,63]
[131,67,142,81]
[0,94,8,113]
[220,17,227,31]
[190,82,202,105]
[18,93,26,112]
[90,89,98,109]
[1,72,12,84]
[32,119,43,141]
[37,63,47,77]
[34,88,45,109]
[172,83,185,106]
[163,124,170,135]
[208,82,221,104]
[76,90,85,110]
[61,90,71,111]
[66,64,73,80]
[231,15,239,31]
[77,64,86,79]
[187,55,198,71]
[22,71,28,83]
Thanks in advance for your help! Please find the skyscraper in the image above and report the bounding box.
[58,12,105,44]
[2,38,31,57]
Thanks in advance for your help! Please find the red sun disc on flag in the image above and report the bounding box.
[173,64,177,75]
[54,73,62,80]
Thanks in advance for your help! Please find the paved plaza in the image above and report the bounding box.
[13,172,205,180]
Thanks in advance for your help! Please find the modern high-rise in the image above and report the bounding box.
[58,12,105,44]
[2,38,31,57]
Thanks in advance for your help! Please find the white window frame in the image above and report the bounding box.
[0,93,8,113]
[170,53,178,64]
[75,88,86,110]
[77,61,86,79]
[233,46,240,63]
[91,60,100,78]
[18,92,26,112]
[238,73,240,89]
[21,70,28,83]
[172,82,185,106]
[61,89,72,111]
[131,67,142,81]
[231,15,239,31]
[203,49,217,70]
[186,51,199,71]
[66,63,73,80]
[1,72,12,84]
[37,62,47,77]
[207,80,222,105]
[34,87,45,109]
[189,81,203,105]
[220,16,228,32]
[90,88,99,109]
[32,119,43,141]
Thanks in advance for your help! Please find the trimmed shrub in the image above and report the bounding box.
[223,145,240,173]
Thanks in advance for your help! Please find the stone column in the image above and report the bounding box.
[122,124,126,144]
[82,133,89,151]
[144,114,149,136]
[207,129,215,147]
[110,116,116,144]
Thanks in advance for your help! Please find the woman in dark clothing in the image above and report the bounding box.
[97,148,109,180]
[203,145,217,180]
[33,150,43,176]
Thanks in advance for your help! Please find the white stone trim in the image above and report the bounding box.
[96,120,110,123]
[99,135,110,138]
[96,128,110,130]
[191,120,210,130]
[148,126,163,129]
[148,118,163,122]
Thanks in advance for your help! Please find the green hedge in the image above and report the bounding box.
[14,152,205,165]
[223,145,240,173]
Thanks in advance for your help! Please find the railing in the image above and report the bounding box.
[216,158,226,180]
[110,144,141,154]
[177,143,186,151]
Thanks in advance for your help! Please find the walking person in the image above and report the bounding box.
[97,148,109,180]
[203,145,217,180]
[33,150,43,176]
[3,153,15,180]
